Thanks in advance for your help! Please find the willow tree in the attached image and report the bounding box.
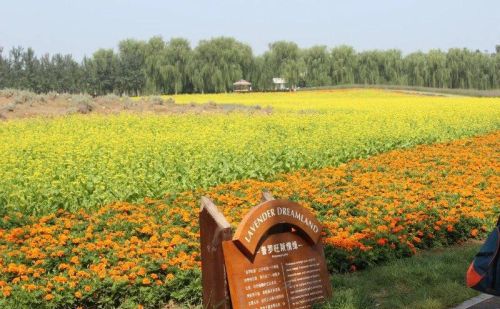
[330,45,356,85]
[496,53,500,88]
[404,52,427,87]
[303,45,331,87]
[163,38,192,94]
[263,41,304,88]
[380,49,403,84]
[426,50,449,88]
[356,51,382,84]
[143,36,167,94]
[189,37,253,93]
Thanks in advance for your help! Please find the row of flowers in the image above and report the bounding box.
[0,131,498,307]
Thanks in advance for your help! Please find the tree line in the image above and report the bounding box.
[1,37,499,95]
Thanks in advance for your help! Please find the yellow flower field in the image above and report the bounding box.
[167,89,498,111]
[0,90,499,215]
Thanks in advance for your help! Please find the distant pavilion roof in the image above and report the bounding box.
[233,79,252,86]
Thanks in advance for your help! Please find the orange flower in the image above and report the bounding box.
[70,256,79,264]
[2,287,12,297]
[44,293,54,301]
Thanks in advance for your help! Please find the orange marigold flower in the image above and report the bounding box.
[471,229,479,237]
[75,291,82,299]
[44,293,54,301]
[2,287,12,297]
[142,278,151,285]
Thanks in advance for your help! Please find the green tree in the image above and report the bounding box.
[379,49,403,84]
[264,41,303,88]
[1,37,500,93]
[163,38,192,94]
[356,51,382,84]
[117,39,146,95]
[404,52,428,87]
[51,54,81,93]
[330,45,356,85]
[189,37,253,93]
[426,50,449,88]
[446,48,466,88]
[144,36,167,94]
[83,49,119,95]
[0,47,7,88]
[303,46,331,87]
[8,46,25,89]
[21,47,39,91]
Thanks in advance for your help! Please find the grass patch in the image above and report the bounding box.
[322,241,482,309]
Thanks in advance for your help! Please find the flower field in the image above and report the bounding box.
[0,89,499,307]
[0,90,499,216]
[0,129,498,308]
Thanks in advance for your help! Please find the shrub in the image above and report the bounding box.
[0,88,17,98]
[35,94,47,103]
[13,90,36,105]
[4,102,16,112]
[60,93,72,101]
[100,93,120,104]
[122,96,136,110]
[148,96,165,105]
[72,94,95,114]
[47,91,58,100]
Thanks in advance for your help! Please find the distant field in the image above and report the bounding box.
[0,89,498,215]
[300,84,500,97]
[165,88,500,110]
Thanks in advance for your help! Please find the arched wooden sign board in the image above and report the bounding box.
[200,192,332,309]
[233,199,322,258]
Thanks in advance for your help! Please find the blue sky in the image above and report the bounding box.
[1,0,499,60]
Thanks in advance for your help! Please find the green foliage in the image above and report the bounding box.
[1,38,499,95]
[188,37,253,93]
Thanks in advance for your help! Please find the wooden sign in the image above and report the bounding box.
[199,197,233,308]
[200,193,332,309]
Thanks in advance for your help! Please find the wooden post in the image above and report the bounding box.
[199,197,233,309]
